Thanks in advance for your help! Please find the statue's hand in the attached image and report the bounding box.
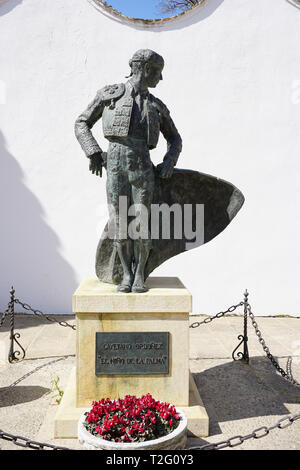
[89,152,104,177]
[157,159,175,179]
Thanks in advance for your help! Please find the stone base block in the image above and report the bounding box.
[186,371,209,438]
[74,277,192,408]
[54,368,209,439]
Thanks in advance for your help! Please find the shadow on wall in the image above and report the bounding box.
[0,130,78,314]
[90,0,225,32]
[0,0,24,16]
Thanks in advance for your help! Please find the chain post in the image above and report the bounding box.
[8,286,16,363]
[232,289,250,363]
[247,302,300,387]
[8,286,25,363]
[242,289,250,363]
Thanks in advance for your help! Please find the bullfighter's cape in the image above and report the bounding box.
[95,167,245,284]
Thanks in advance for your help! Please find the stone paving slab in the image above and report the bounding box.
[0,315,76,364]
[0,315,299,451]
[190,357,300,450]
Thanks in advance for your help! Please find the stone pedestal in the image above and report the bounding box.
[54,277,209,438]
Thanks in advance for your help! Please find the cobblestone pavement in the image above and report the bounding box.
[0,315,299,450]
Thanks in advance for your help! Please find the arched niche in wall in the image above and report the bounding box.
[87,0,222,30]
[286,0,300,8]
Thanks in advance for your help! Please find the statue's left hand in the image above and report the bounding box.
[157,159,175,179]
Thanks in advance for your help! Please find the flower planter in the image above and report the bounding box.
[78,408,187,450]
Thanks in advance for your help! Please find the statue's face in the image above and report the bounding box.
[144,63,163,88]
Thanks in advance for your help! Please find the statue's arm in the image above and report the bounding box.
[156,102,182,179]
[74,90,104,158]
[160,111,182,166]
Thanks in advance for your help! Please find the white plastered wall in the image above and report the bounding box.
[0,0,300,315]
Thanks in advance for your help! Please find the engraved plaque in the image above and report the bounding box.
[95,332,169,375]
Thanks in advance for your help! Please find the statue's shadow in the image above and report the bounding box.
[0,130,77,312]
[192,356,300,436]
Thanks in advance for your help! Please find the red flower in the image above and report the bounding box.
[84,394,180,443]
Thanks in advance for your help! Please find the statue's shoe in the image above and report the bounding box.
[117,283,131,293]
[117,274,134,293]
[131,283,148,293]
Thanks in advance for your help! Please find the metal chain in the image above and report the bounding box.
[0,306,10,328]
[188,296,300,449]
[189,301,244,328]
[286,356,296,384]
[13,299,76,330]
[0,430,71,450]
[2,408,299,451]
[188,410,300,450]
[0,356,74,450]
[247,303,300,387]
[1,295,300,450]
[2,410,300,451]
